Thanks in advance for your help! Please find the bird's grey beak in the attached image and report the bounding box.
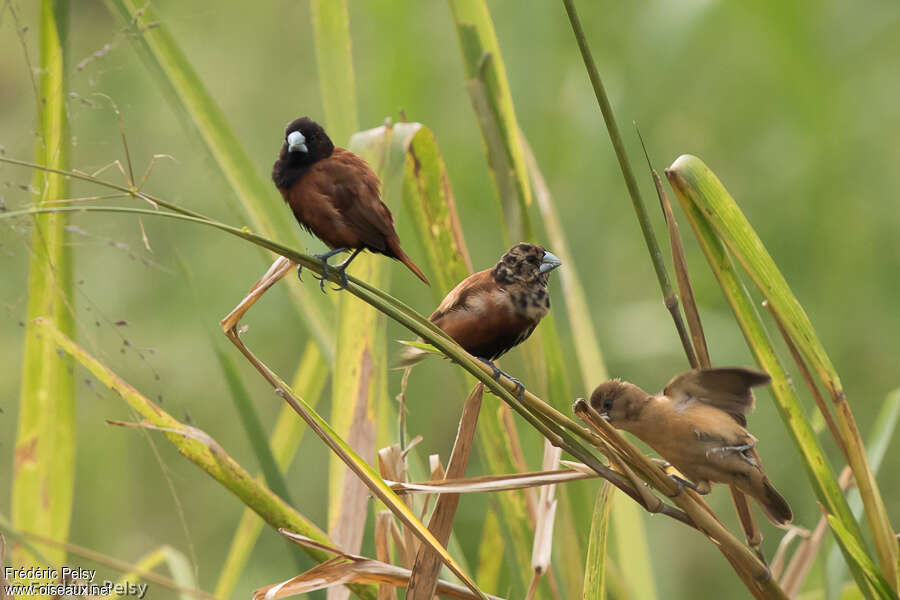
[540,251,562,273]
[287,131,308,153]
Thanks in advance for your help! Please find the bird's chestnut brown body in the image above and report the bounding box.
[400,243,561,364]
[272,117,428,284]
[591,367,793,526]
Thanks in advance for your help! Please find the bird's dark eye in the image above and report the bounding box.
[603,397,613,412]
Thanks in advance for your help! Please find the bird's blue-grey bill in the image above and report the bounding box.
[540,251,562,273]
[287,130,308,153]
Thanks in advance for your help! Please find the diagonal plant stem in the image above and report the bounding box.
[3,201,698,530]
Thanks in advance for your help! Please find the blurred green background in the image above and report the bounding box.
[2,1,899,598]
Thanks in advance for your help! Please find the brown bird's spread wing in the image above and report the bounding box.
[664,367,771,424]
[309,148,395,252]
[430,269,536,360]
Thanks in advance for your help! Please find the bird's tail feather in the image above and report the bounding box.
[387,238,429,285]
[756,479,793,527]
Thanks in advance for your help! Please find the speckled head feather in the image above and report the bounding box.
[492,243,551,286]
[490,243,560,319]
[272,117,335,190]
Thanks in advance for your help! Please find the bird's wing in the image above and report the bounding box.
[429,269,494,321]
[429,269,535,360]
[664,367,771,423]
[317,149,395,253]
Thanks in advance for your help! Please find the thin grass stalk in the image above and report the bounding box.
[637,142,763,551]
[556,4,719,594]
[214,343,329,598]
[13,0,75,572]
[32,319,376,600]
[667,154,898,590]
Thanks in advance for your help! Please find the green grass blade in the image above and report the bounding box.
[35,318,376,600]
[448,0,534,241]
[310,0,359,147]
[666,161,874,594]
[583,483,614,600]
[102,0,335,360]
[215,342,329,599]
[667,155,897,590]
[826,514,895,600]
[13,0,76,572]
[826,389,900,600]
[111,545,196,600]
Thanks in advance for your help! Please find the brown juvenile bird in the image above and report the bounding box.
[589,367,792,526]
[272,116,429,290]
[399,243,562,398]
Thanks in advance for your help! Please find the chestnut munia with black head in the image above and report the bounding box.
[272,116,429,289]
[399,242,562,397]
[588,367,793,526]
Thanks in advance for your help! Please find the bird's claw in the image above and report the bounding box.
[666,473,701,497]
[478,359,526,402]
[296,265,303,282]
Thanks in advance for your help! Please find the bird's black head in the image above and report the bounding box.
[272,117,335,189]
[491,243,562,287]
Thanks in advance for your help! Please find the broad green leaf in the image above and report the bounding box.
[668,155,897,589]
[827,515,895,600]
[102,0,335,360]
[666,159,873,595]
[400,124,472,297]
[13,0,76,573]
[826,389,900,600]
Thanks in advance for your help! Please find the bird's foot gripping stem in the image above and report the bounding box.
[478,358,526,402]
[310,248,361,292]
[665,473,709,497]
